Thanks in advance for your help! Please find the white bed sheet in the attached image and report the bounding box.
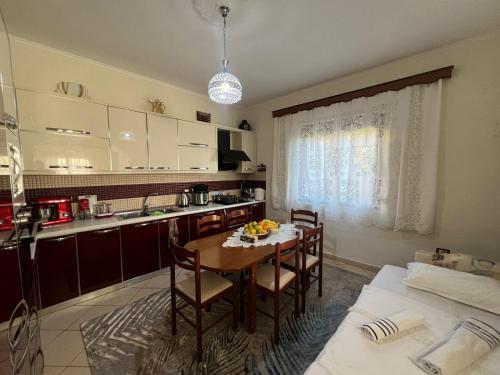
[305,265,500,375]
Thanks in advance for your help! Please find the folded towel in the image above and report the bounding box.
[361,310,425,343]
[411,318,500,375]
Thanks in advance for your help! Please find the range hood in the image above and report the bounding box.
[221,149,250,163]
[217,129,252,170]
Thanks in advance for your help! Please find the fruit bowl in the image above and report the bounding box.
[242,219,280,238]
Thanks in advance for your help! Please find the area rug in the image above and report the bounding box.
[81,265,371,374]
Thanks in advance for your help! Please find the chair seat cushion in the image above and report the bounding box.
[282,253,320,270]
[255,264,296,292]
[176,271,232,303]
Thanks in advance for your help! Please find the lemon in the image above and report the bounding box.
[250,228,257,234]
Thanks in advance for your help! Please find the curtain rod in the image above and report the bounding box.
[272,65,454,118]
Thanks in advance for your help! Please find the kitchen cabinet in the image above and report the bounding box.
[108,107,148,171]
[20,130,111,172]
[77,227,122,294]
[250,202,266,222]
[158,218,170,269]
[16,89,109,138]
[147,114,178,171]
[226,206,250,229]
[240,132,257,173]
[37,235,79,308]
[189,210,225,240]
[121,220,160,280]
[178,146,217,172]
[178,120,216,148]
[0,243,23,322]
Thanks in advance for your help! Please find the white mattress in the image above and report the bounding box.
[305,265,500,375]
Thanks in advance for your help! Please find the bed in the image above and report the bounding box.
[305,265,500,374]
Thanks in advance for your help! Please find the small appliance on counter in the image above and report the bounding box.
[241,181,255,199]
[254,188,265,201]
[93,202,114,218]
[192,184,209,206]
[0,199,14,231]
[31,196,73,226]
[178,189,191,207]
[213,193,239,205]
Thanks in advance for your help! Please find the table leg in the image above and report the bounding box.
[248,263,257,334]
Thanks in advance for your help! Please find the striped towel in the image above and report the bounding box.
[411,318,500,375]
[361,310,425,343]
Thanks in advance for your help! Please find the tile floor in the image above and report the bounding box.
[0,259,376,374]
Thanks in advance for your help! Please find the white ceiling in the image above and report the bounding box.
[1,0,500,105]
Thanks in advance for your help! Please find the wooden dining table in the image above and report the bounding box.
[185,231,279,334]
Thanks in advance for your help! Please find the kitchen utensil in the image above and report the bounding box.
[192,184,209,206]
[254,188,265,201]
[31,197,73,226]
[178,189,191,207]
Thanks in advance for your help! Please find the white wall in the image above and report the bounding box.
[10,37,245,127]
[244,29,500,267]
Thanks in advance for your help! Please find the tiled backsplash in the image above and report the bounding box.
[9,172,267,213]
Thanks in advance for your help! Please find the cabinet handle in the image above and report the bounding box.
[49,165,69,169]
[0,164,9,168]
[158,219,172,223]
[134,221,155,227]
[46,127,91,136]
[73,166,93,169]
[188,142,208,147]
[150,166,170,170]
[124,166,145,170]
[190,167,208,170]
[0,113,17,130]
[0,244,17,251]
[47,235,74,242]
[94,227,119,234]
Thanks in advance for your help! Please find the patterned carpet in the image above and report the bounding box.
[81,265,371,374]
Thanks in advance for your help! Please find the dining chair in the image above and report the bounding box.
[253,235,300,344]
[195,212,225,238]
[226,208,250,230]
[170,241,238,362]
[282,223,324,313]
[290,208,318,229]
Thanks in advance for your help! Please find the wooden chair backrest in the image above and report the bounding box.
[226,208,249,229]
[290,209,318,228]
[170,241,199,273]
[274,234,300,292]
[302,223,324,260]
[196,213,225,238]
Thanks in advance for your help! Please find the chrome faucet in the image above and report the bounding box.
[142,192,159,215]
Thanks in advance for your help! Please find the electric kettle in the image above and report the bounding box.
[178,189,190,207]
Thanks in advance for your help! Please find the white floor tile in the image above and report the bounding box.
[0,360,12,374]
[0,329,8,351]
[43,366,66,375]
[41,306,91,330]
[43,331,84,367]
[68,306,118,330]
[92,287,139,306]
[61,367,91,375]
[77,294,106,306]
[69,350,89,367]
[41,329,63,349]
[129,288,163,303]
[143,273,170,288]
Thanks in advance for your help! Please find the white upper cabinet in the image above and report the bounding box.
[178,146,217,172]
[177,120,216,148]
[108,107,148,171]
[20,131,111,172]
[240,132,257,173]
[17,89,109,138]
[147,114,178,171]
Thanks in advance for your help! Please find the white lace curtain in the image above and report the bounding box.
[272,80,442,234]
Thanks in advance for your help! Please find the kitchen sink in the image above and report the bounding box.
[115,206,182,220]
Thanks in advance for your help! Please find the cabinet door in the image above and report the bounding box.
[177,120,216,148]
[0,243,23,323]
[77,227,122,294]
[250,202,266,222]
[16,90,109,138]
[121,221,160,281]
[147,115,178,171]
[241,132,257,173]
[21,130,111,172]
[189,210,225,240]
[158,219,170,269]
[178,146,217,172]
[37,235,79,308]
[108,107,148,171]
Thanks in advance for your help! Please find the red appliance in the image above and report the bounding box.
[0,199,14,231]
[31,196,74,226]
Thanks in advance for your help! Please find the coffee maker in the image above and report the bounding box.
[191,184,209,206]
[31,197,74,226]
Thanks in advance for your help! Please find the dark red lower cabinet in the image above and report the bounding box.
[121,221,160,280]
[251,202,266,222]
[77,227,122,294]
[0,243,23,323]
[37,235,79,308]
[158,219,170,269]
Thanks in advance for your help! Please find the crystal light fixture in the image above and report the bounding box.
[208,5,242,104]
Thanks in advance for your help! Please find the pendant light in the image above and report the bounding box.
[208,5,242,104]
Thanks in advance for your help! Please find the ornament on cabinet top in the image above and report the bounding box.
[239,120,251,131]
[55,82,89,98]
[148,99,166,114]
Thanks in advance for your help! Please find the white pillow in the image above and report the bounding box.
[403,262,500,315]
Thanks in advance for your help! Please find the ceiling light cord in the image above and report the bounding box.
[222,10,228,71]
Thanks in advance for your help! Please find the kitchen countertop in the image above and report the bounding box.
[35,200,266,240]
